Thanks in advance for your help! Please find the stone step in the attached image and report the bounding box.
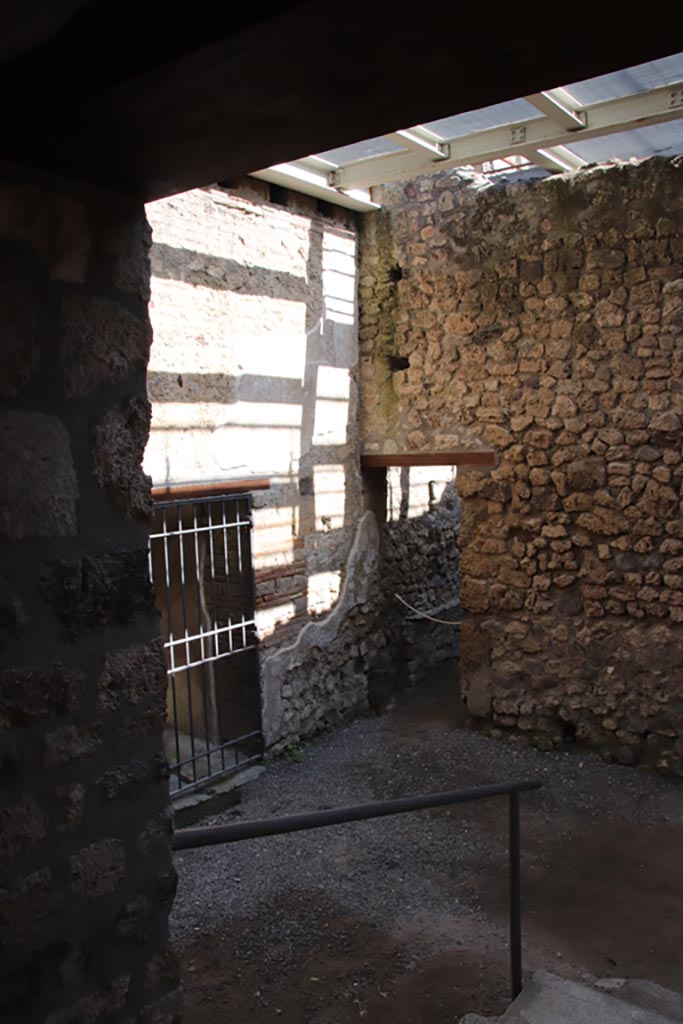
[594,979,683,1022]
[172,763,265,826]
[497,972,679,1024]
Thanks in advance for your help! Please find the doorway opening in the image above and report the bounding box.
[148,493,263,794]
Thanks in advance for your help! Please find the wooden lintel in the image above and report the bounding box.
[361,451,496,469]
[152,478,271,502]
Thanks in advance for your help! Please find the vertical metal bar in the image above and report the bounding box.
[161,507,182,793]
[233,498,248,766]
[233,495,249,770]
[193,501,212,780]
[221,499,234,656]
[245,494,264,755]
[207,499,227,773]
[509,791,522,1001]
[235,497,248,652]
[177,503,197,783]
[220,498,240,767]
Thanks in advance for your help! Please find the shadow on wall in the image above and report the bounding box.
[144,183,362,657]
[143,181,463,750]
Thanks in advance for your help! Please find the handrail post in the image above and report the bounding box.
[173,778,541,1004]
[509,790,522,1000]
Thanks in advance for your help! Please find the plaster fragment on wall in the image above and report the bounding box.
[260,510,379,744]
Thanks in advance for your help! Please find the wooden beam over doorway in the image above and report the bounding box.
[361,451,496,469]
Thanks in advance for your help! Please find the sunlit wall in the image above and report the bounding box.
[144,181,363,652]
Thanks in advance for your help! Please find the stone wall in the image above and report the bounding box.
[0,166,179,1022]
[145,181,385,747]
[360,157,683,774]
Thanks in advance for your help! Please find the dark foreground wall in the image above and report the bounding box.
[360,158,683,774]
[0,165,179,1022]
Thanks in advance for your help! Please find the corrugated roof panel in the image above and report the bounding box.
[316,137,404,166]
[566,53,683,105]
[314,53,683,172]
[564,119,683,162]
[423,98,539,139]
[257,52,683,201]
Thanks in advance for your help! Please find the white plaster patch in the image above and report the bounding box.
[260,510,380,745]
[307,571,341,615]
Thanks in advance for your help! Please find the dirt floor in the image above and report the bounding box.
[171,666,683,1023]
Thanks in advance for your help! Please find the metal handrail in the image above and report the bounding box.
[173,777,542,1001]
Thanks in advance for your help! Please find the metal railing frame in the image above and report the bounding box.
[149,491,263,794]
[174,777,542,1002]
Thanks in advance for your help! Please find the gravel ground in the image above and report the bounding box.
[171,666,683,1023]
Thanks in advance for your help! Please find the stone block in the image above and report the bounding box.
[0,662,82,728]
[0,798,48,866]
[0,249,44,397]
[0,867,63,945]
[97,640,166,713]
[144,944,180,996]
[662,278,683,327]
[92,398,153,520]
[0,182,89,282]
[114,872,177,943]
[650,410,681,433]
[43,724,102,768]
[98,756,167,803]
[40,550,155,636]
[0,412,77,537]
[138,808,174,859]
[459,576,490,613]
[99,210,152,301]
[56,783,85,832]
[0,571,27,648]
[60,293,151,397]
[70,839,125,899]
[566,458,606,491]
[459,550,496,578]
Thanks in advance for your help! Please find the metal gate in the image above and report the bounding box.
[148,493,263,795]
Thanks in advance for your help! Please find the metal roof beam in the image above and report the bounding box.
[330,82,683,190]
[529,145,589,171]
[250,160,379,212]
[385,127,450,158]
[525,89,586,130]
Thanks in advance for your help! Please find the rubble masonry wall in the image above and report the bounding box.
[360,158,683,773]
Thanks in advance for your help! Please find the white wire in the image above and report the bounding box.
[394,592,462,626]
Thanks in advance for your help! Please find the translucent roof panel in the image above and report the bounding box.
[316,136,404,166]
[423,98,540,139]
[565,53,683,105]
[254,52,683,209]
[565,119,683,163]
[314,53,683,174]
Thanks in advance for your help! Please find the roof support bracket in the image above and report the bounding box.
[386,127,450,159]
[526,89,587,130]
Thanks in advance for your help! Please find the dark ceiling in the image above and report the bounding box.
[1,1,680,200]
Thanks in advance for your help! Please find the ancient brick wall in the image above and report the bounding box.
[145,181,387,747]
[0,167,179,1021]
[360,157,683,773]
